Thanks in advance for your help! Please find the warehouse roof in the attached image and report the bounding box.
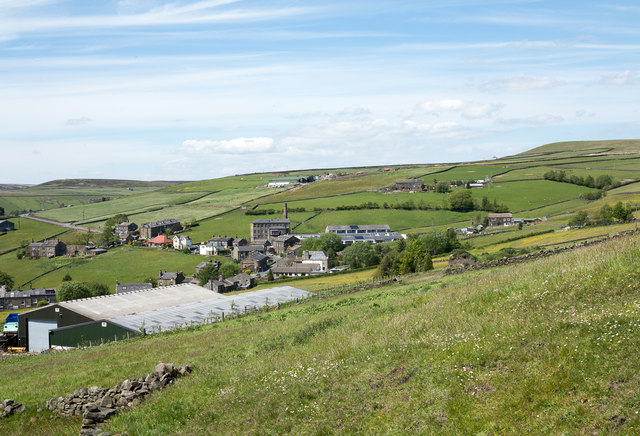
[108,286,312,333]
[57,283,222,320]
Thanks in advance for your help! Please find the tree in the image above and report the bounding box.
[62,273,73,282]
[266,269,274,282]
[435,181,450,193]
[37,299,49,307]
[612,201,633,222]
[568,211,589,227]
[0,270,14,290]
[101,214,128,247]
[220,262,241,278]
[86,282,110,296]
[420,231,457,256]
[57,281,92,302]
[449,189,474,212]
[0,206,4,216]
[197,263,220,286]
[342,242,379,269]
[595,175,613,189]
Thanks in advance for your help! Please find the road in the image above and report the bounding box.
[20,214,101,234]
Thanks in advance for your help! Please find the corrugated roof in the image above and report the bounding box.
[108,286,312,333]
[58,283,222,320]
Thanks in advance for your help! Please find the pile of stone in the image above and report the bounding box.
[1,399,25,418]
[45,362,191,435]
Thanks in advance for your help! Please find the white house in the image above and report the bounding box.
[173,235,192,250]
[199,242,228,256]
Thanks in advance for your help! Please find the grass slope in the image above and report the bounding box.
[2,235,640,434]
[0,219,67,253]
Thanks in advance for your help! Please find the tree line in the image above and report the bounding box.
[543,170,619,190]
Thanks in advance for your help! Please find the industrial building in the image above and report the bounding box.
[18,283,311,352]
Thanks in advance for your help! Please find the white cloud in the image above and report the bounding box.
[181,137,275,154]
[479,76,564,92]
[420,99,501,119]
[65,117,92,126]
[600,70,640,86]
[497,114,564,126]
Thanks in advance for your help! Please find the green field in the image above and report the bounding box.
[37,191,204,224]
[2,236,640,434]
[0,219,68,253]
[27,247,233,291]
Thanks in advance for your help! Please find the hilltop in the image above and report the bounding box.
[34,179,185,189]
[1,138,640,290]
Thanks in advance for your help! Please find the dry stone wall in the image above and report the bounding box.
[45,362,192,435]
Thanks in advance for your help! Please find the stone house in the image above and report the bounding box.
[28,240,66,258]
[115,222,137,239]
[488,213,513,227]
[115,281,153,294]
[240,252,269,273]
[195,260,221,275]
[301,250,329,272]
[139,219,181,239]
[232,245,266,262]
[157,271,185,287]
[395,179,423,191]
[232,273,254,290]
[272,234,300,255]
[0,286,57,310]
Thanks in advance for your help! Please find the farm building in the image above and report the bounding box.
[326,225,391,234]
[0,220,15,232]
[395,179,423,191]
[0,287,56,310]
[325,224,401,245]
[18,283,311,352]
[488,213,513,227]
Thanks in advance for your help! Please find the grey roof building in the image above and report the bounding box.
[18,284,311,352]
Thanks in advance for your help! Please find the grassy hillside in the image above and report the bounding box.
[519,139,640,156]
[2,235,640,434]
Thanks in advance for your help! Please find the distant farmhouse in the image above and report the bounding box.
[28,240,66,258]
[395,179,423,191]
[0,220,15,232]
[139,219,181,239]
[267,177,301,188]
[488,213,513,227]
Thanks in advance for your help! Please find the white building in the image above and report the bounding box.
[173,235,192,250]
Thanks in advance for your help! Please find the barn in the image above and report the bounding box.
[18,283,311,352]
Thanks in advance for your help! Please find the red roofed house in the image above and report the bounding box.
[149,235,172,246]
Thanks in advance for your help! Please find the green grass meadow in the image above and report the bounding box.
[2,236,640,434]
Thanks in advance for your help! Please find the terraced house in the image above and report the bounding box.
[139,219,181,239]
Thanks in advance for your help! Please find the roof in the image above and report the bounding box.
[273,234,299,242]
[304,250,328,261]
[107,286,311,333]
[247,252,268,262]
[326,225,391,232]
[1,288,56,298]
[488,213,513,218]
[150,235,172,244]
[115,283,152,294]
[236,245,265,252]
[251,219,291,225]
[159,271,182,280]
[338,232,402,243]
[141,219,179,228]
[396,179,423,183]
[53,283,221,320]
[273,264,320,274]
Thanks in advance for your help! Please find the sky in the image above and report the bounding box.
[1,0,639,184]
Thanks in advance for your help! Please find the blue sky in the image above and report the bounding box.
[1,0,639,184]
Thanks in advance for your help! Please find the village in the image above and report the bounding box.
[0,176,534,354]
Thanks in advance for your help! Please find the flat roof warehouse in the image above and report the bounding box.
[18,284,312,352]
